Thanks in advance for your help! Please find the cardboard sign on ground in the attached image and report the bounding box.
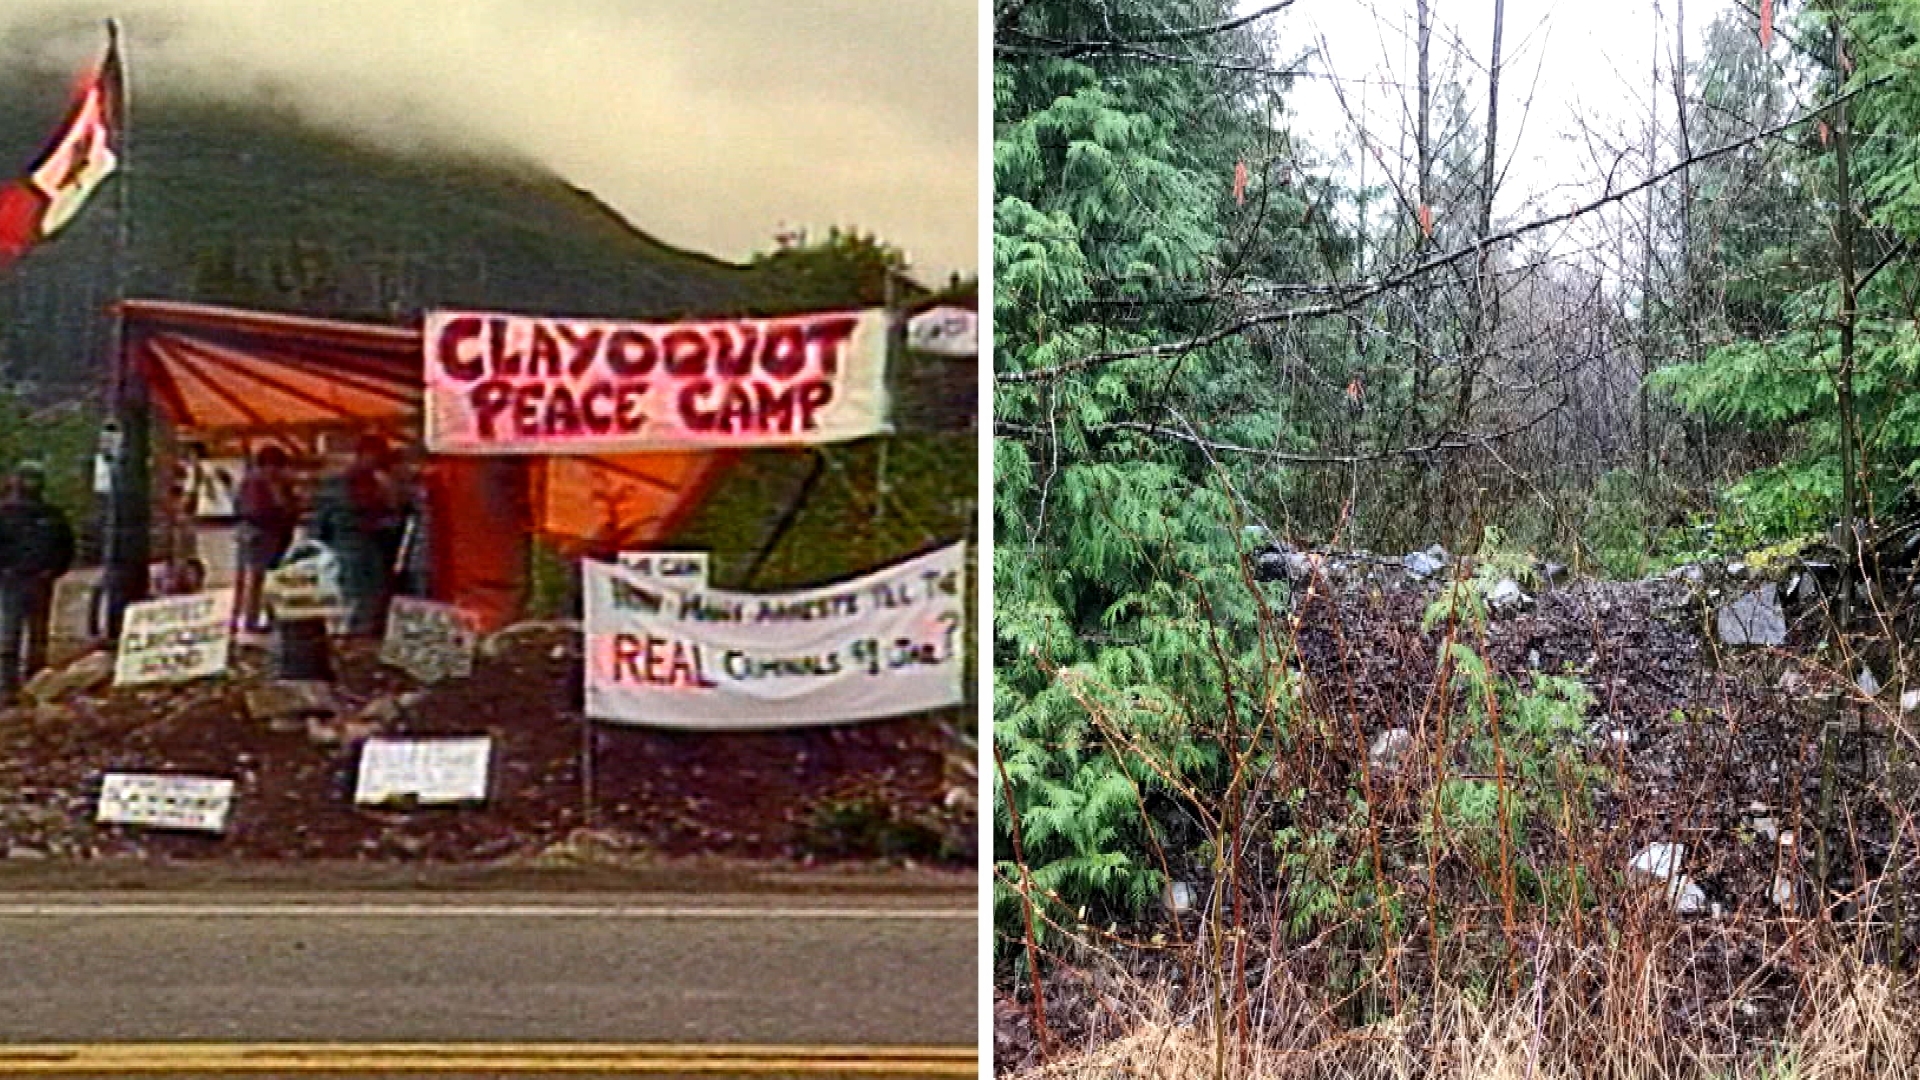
[379,598,479,683]
[355,736,492,805]
[96,773,235,832]
[113,589,235,688]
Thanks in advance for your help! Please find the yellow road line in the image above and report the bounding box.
[0,1043,978,1075]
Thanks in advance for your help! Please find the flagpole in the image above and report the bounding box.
[102,16,148,640]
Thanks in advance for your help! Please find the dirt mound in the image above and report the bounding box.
[0,625,974,866]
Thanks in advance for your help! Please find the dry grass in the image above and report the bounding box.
[1008,942,1918,1080]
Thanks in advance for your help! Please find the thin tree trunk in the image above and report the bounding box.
[1452,0,1504,539]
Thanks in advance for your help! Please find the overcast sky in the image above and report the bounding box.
[0,0,978,282]
[1270,0,1736,223]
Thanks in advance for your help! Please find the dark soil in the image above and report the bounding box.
[0,625,974,867]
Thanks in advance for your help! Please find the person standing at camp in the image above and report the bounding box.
[0,462,75,703]
[232,445,298,636]
[320,434,407,638]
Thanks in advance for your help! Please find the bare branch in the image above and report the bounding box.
[998,74,1892,387]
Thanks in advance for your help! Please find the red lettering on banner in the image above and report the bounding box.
[488,318,525,377]
[529,323,565,376]
[605,329,657,376]
[711,324,758,376]
[663,329,708,376]
[472,381,513,438]
[582,383,617,434]
[438,316,485,381]
[805,315,860,376]
[761,326,806,378]
[616,385,648,433]
[430,310,877,449]
[556,324,604,377]
[612,633,715,689]
[678,377,836,434]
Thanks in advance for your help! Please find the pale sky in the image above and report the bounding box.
[0,0,979,282]
[1269,0,1735,229]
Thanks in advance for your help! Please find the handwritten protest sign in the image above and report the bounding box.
[97,773,234,832]
[906,306,978,357]
[583,544,966,731]
[263,539,350,626]
[113,589,234,687]
[615,551,709,590]
[355,736,492,805]
[380,598,479,683]
[423,308,892,454]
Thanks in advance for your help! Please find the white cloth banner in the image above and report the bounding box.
[583,544,966,731]
[114,589,235,687]
[424,307,892,454]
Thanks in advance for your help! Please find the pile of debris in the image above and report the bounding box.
[0,623,975,866]
[1236,534,1914,927]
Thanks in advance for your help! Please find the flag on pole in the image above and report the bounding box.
[0,33,123,270]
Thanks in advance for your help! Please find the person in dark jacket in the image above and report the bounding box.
[318,434,407,638]
[0,462,75,703]
[233,445,298,634]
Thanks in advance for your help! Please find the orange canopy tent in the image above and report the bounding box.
[120,299,727,630]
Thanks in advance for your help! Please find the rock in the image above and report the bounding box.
[1716,585,1787,647]
[1251,552,1289,582]
[1670,875,1709,915]
[1727,561,1748,578]
[1772,874,1797,911]
[1903,690,1920,714]
[357,696,401,725]
[1608,729,1633,749]
[1857,668,1881,697]
[23,650,114,704]
[5,845,46,860]
[247,680,338,723]
[1164,880,1198,916]
[1485,579,1530,616]
[1284,553,1319,585]
[479,619,581,659]
[1629,841,1686,882]
[398,691,430,710]
[1403,551,1446,580]
[1369,728,1414,767]
[1751,816,1780,844]
[305,716,345,746]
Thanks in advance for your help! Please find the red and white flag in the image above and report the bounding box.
[0,34,123,271]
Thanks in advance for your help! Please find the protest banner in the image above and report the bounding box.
[423,307,892,454]
[380,597,479,683]
[906,305,978,357]
[97,773,234,832]
[355,736,492,805]
[583,543,966,731]
[615,550,709,590]
[113,589,234,687]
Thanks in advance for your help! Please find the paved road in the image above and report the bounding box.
[0,890,976,1075]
